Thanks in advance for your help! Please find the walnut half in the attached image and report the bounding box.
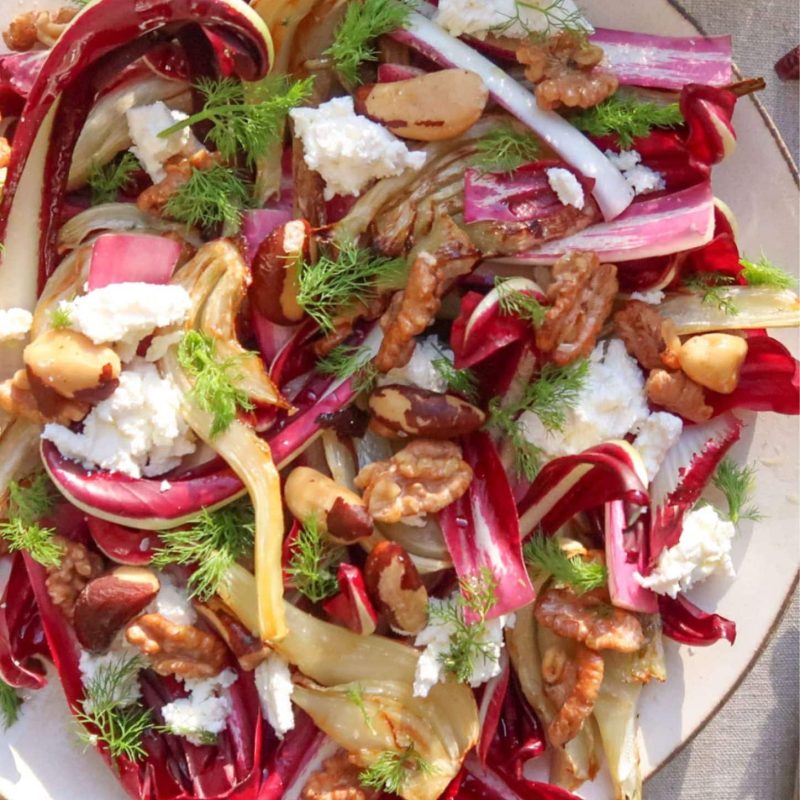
[46,537,104,622]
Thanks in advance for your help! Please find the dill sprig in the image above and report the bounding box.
[160,76,313,165]
[683,272,738,315]
[495,276,546,327]
[325,0,417,86]
[316,345,378,395]
[0,679,21,729]
[431,358,479,403]
[472,124,541,174]
[177,330,255,436]
[524,534,607,593]
[488,403,547,481]
[429,568,500,684]
[712,458,763,524]
[50,304,73,330]
[163,164,252,233]
[76,655,154,762]
[490,0,590,37]
[740,255,797,290]
[86,152,140,205]
[297,241,406,333]
[346,684,377,734]
[0,475,63,567]
[285,514,343,604]
[360,744,434,794]
[152,502,255,601]
[572,95,684,149]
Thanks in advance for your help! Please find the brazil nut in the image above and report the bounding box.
[368,384,486,439]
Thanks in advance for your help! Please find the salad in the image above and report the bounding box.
[0,0,797,798]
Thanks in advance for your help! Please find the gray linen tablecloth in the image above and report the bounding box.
[647,3,799,800]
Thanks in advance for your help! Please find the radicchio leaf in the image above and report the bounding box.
[659,593,736,646]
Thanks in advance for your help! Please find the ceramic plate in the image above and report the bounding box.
[0,0,797,798]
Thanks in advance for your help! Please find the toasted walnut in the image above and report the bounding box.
[137,149,217,217]
[125,613,227,679]
[0,138,10,170]
[3,7,77,51]
[536,251,618,365]
[0,369,90,425]
[535,585,645,653]
[302,751,378,800]
[646,368,713,423]
[614,300,681,370]
[46,537,104,621]
[517,31,618,110]
[542,643,605,747]
[355,439,472,524]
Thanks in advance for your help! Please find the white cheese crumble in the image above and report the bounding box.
[152,573,196,626]
[377,337,452,393]
[254,652,295,738]
[290,97,427,200]
[435,0,588,39]
[0,308,33,342]
[412,594,514,698]
[78,634,142,707]
[635,505,736,597]
[546,167,585,209]
[632,412,683,481]
[126,101,201,183]
[630,289,665,305]
[605,149,666,196]
[159,479,172,493]
[60,283,191,362]
[161,669,238,746]
[42,359,196,478]
[520,339,650,460]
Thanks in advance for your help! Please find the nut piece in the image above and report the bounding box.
[677,333,748,395]
[284,467,373,544]
[364,541,428,635]
[536,250,618,365]
[355,439,473,524]
[3,6,77,51]
[614,300,682,370]
[46,537,104,621]
[0,138,10,170]
[354,69,489,141]
[368,384,486,439]
[125,613,227,679]
[646,368,713,423]
[302,751,378,800]
[0,368,89,425]
[73,567,161,653]
[137,149,217,217]
[195,597,269,671]
[24,329,121,402]
[250,220,311,325]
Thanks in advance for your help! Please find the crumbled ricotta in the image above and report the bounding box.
[605,149,666,196]
[290,97,427,200]
[42,359,196,478]
[254,652,295,738]
[435,0,588,39]
[0,307,33,342]
[161,669,238,745]
[377,337,452,393]
[635,505,736,597]
[630,289,665,305]
[413,594,514,698]
[546,167,585,209]
[152,573,196,626]
[126,101,201,183]
[632,412,683,481]
[61,283,191,362]
[159,480,172,493]
[520,339,651,460]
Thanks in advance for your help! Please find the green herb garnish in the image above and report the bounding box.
[86,152,140,205]
[360,744,435,794]
[50,303,73,330]
[524,534,607,593]
[325,0,417,86]
[160,76,313,165]
[683,272,738,315]
[0,679,21,729]
[7,473,57,526]
[285,514,344,604]
[316,344,378,395]
[572,95,684,149]
[1,475,63,567]
[346,684,377,734]
[297,241,406,333]
[163,164,252,233]
[152,502,255,601]
[76,655,155,762]
[177,330,255,436]
[495,276,546,327]
[740,255,797,290]
[472,124,541,174]
[712,458,763,524]
[431,358,479,403]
